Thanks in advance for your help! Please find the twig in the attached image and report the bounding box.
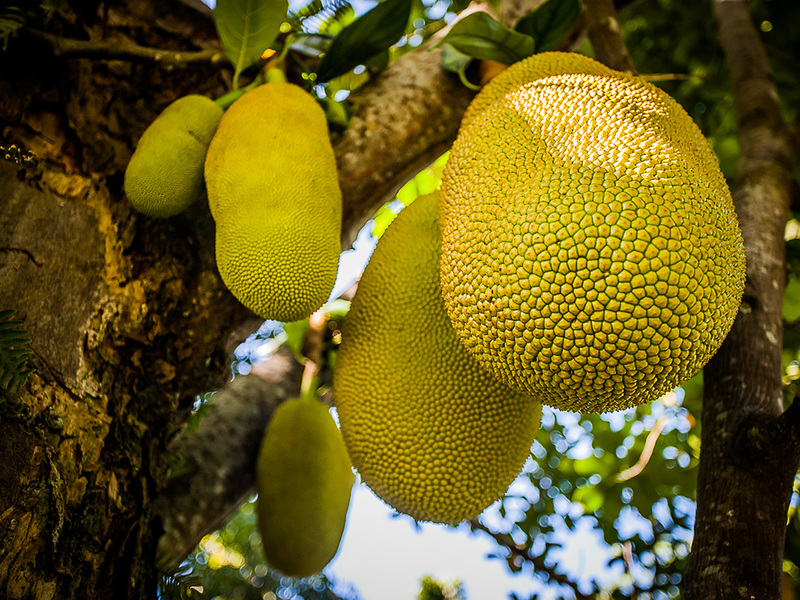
[467,518,595,599]
[615,416,668,482]
[640,73,707,82]
[582,0,635,73]
[25,29,228,68]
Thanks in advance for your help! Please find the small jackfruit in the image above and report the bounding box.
[255,396,354,577]
[204,82,342,322]
[333,193,542,524]
[439,52,746,413]
[124,95,222,218]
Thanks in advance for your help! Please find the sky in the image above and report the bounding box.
[326,469,617,600]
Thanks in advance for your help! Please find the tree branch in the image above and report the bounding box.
[153,350,303,571]
[582,0,635,73]
[467,519,594,599]
[24,29,229,68]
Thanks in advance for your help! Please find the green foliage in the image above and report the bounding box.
[371,153,446,238]
[39,0,63,20]
[0,310,34,399]
[316,0,412,83]
[0,6,24,50]
[158,568,206,600]
[488,388,698,598]
[417,576,464,600]
[514,0,580,53]
[214,0,289,88]
[435,12,534,65]
[289,0,356,36]
[1,144,38,168]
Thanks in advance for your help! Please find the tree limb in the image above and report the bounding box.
[582,0,635,73]
[153,350,303,571]
[24,29,229,68]
[467,518,594,599]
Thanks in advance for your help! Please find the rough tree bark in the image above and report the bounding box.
[684,0,800,598]
[0,2,252,598]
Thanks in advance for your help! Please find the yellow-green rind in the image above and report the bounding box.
[255,397,354,578]
[205,82,342,322]
[461,51,618,129]
[439,53,746,413]
[334,192,543,524]
[124,94,222,218]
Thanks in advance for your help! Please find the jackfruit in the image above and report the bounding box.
[255,396,354,577]
[124,95,222,218]
[333,192,543,524]
[439,52,746,413]
[204,82,342,322]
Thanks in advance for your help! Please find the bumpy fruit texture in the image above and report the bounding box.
[334,193,543,524]
[124,95,222,218]
[440,52,746,413]
[255,397,354,577]
[204,82,342,322]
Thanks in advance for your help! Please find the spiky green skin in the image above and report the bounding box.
[439,52,746,413]
[124,95,222,218]
[255,397,354,577]
[204,82,342,322]
[334,193,542,524]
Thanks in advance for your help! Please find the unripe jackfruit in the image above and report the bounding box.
[255,397,354,577]
[124,95,222,218]
[204,83,342,322]
[439,52,746,413]
[334,193,543,524]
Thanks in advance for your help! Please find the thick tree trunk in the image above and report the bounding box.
[684,1,800,598]
[0,2,251,598]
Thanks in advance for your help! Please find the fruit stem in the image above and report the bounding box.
[214,76,265,109]
[299,309,327,401]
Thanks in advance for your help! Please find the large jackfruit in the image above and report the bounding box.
[255,397,354,577]
[439,52,746,413]
[334,193,542,524]
[124,95,223,218]
[205,83,342,322]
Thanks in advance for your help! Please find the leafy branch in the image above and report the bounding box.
[467,518,594,599]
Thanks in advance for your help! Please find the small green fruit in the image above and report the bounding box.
[255,397,354,577]
[124,94,222,218]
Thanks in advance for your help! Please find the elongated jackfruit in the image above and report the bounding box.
[334,193,542,524]
[204,83,342,322]
[439,52,746,413]
[255,397,354,577]
[124,95,222,218]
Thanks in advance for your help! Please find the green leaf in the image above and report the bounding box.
[434,12,535,65]
[214,0,289,88]
[0,6,25,51]
[283,320,310,361]
[289,32,334,58]
[514,0,581,52]
[440,45,480,90]
[315,0,412,83]
[573,485,604,513]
